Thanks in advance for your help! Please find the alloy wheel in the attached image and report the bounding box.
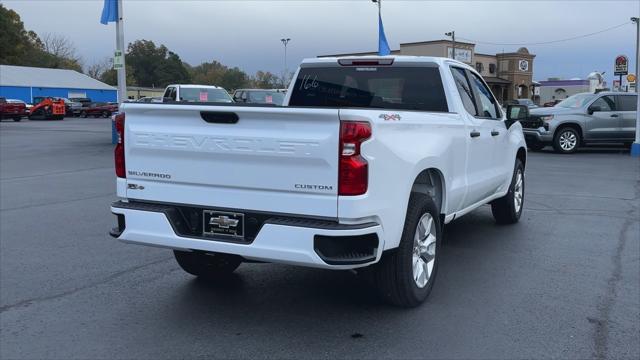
[559,131,577,151]
[412,213,437,288]
[513,169,524,214]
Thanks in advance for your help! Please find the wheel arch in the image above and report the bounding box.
[411,168,446,216]
[555,122,584,142]
[516,147,527,169]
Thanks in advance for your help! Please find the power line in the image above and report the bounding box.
[458,22,632,46]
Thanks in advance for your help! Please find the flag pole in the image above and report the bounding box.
[116,0,127,104]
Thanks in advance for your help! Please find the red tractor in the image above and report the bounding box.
[28,97,66,120]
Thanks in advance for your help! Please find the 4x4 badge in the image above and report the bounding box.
[379,113,401,121]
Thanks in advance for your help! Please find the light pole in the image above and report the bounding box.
[372,0,381,16]
[445,31,456,60]
[632,17,640,156]
[280,38,290,87]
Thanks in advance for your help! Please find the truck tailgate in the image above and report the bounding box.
[121,103,339,218]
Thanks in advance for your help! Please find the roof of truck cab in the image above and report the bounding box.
[167,84,225,89]
[301,55,466,67]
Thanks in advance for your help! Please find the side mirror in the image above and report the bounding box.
[505,104,529,128]
[587,106,601,115]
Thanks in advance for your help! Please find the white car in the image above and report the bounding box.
[111,56,528,307]
[161,84,233,103]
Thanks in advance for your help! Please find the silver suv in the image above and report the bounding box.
[522,92,637,153]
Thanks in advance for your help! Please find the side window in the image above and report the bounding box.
[163,87,172,99]
[617,95,637,111]
[451,67,478,116]
[591,96,615,112]
[468,71,499,119]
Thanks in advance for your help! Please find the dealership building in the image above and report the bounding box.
[0,65,117,103]
[321,39,537,103]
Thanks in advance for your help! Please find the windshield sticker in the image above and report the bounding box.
[265,95,273,103]
[199,92,208,101]
[299,75,319,90]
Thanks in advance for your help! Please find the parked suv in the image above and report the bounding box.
[522,92,637,153]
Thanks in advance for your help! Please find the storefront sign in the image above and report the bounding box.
[614,55,628,76]
[447,48,472,63]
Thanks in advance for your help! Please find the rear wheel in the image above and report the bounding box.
[80,111,87,118]
[102,111,110,118]
[491,159,525,224]
[173,250,242,278]
[374,193,441,307]
[13,116,21,122]
[553,127,580,153]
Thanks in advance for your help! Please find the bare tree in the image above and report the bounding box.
[86,57,112,79]
[42,33,79,62]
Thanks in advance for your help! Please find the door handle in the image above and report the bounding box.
[610,114,619,118]
[470,130,481,138]
[491,130,500,136]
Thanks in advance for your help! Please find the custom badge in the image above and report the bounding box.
[379,113,401,121]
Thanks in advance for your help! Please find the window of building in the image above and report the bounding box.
[475,62,484,73]
[450,67,478,116]
[489,63,496,74]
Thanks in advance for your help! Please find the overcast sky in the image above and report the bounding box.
[3,0,640,85]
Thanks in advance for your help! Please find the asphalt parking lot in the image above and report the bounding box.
[1,117,638,359]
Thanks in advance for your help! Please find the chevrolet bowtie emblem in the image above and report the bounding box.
[209,215,239,229]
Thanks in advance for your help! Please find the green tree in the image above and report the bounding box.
[156,51,191,86]
[0,4,83,71]
[250,71,279,89]
[100,65,136,86]
[189,60,228,86]
[125,40,190,87]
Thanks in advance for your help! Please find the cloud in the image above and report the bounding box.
[4,0,639,83]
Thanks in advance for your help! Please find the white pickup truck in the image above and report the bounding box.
[110,56,529,307]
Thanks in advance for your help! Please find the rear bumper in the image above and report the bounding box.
[110,201,385,269]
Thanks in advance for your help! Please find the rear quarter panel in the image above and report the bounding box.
[338,109,468,250]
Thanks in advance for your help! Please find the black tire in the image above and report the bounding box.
[491,159,525,225]
[373,193,442,307]
[102,111,110,118]
[173,250,242,278]
[80,111,87,118]
[527,142,545,151]
[13,116,21,122]
[553,127,580,153]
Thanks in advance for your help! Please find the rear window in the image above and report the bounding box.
[289,66,448,112]
[248,91,285,105]
[178,88,233,103]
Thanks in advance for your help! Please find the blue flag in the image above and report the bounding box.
[100,0,118,25]
[378,13,391,56]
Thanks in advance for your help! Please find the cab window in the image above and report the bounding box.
[617,95,637,111]
[590,96,615,112]
[468,71,499,119]
[451,67,478,116]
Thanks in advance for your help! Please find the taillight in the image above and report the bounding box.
[339,121,371,196]
[114,113,126,178]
